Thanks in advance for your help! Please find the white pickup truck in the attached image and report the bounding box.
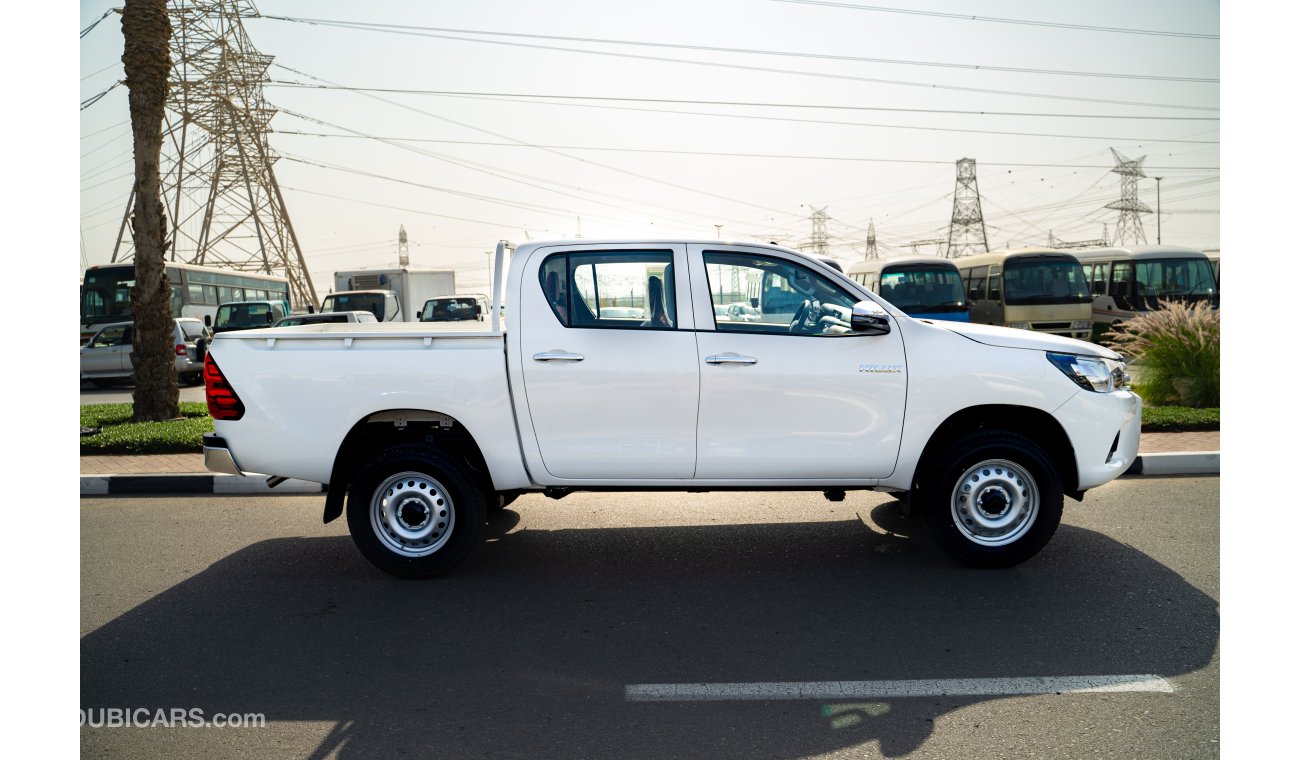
[203,240,1140,577]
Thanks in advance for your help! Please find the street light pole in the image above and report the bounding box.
[1153,177,1163,244]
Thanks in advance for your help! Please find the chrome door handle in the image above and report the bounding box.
[705,354,758,365]
[532,351,585,362]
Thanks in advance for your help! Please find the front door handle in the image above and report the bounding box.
[705,354,758,366]
[533,351,585,362]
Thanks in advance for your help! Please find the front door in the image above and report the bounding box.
[690,246,907,480]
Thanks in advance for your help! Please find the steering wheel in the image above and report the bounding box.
[788,299,813,333]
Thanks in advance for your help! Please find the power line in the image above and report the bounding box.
[771,0,1220,40]
[271,81,1216,146]
[273,66,796,223]
[273,129,1221,171]
[80,81,121,111]
[262,85,1218,121]
[80,7,116,38]
[260,17,1218,112]
[257,15,1216,82]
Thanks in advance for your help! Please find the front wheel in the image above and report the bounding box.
[917,430,1063,568]
[346,445,487,578]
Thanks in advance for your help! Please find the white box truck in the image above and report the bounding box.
[322,268,456,322]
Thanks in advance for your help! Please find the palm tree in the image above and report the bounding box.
[121,0,178,421]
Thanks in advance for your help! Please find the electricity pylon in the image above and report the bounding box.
[110,0,317,308]
[946,158,989,258]
[799,206,831,257]
[863,219,879,259]
[1105,148,1151,246]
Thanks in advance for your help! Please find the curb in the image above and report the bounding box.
[80,451,1220,496]
[1121,451,1220,477]
[80,474,326,496]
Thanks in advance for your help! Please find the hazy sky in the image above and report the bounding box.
[78,0,1219,297]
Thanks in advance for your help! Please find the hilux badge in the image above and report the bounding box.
[858,363,903,374]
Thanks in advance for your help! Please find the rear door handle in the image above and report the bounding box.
[705,354,758,365]
[533,351,585,362]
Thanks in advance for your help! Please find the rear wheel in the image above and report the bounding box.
[917,430,1063,568]
[346,445,486,578]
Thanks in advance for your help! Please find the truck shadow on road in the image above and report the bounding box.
[81,509,1218,758]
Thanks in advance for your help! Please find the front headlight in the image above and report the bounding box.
[1071,319,1091,329]
[1046,352,1128,393]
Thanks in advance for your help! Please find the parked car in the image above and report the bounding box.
[419,295,486,322]
[273,311,378,328]
[724,302,761,322]
[81,317,210,388]
[211,300,290,334]
[597,307,645,320]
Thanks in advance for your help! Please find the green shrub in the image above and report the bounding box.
[1142,405,1219,431]
[80,402,212,455]
[1104,300,1219,408]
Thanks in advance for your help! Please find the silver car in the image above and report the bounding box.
[272,311,378,327]
[80,318,211,388]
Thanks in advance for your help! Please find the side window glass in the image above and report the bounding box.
[539,251,676,330]
[704,252,857,336]
[91,326,125,348]
[968,266,988,301]
[1110,262,1132,298]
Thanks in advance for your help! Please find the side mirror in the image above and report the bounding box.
[195,337,208,361]
[265,312,274,324]
[968,288,981,302]
[851,300,891,336]
[204,315,212,327]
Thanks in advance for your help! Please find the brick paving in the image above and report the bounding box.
[79,432,1219,475]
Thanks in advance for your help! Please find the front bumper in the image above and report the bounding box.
[1053,388,1143,490]
[202,433,244,476]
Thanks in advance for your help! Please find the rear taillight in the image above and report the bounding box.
[204,353,245,420]
[175,343,187,356]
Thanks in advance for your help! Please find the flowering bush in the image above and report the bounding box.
[1103,300,1219,408]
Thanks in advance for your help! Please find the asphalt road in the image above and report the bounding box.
[80,381,207,405]
[81,478,1219,759]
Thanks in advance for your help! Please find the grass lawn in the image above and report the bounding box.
[80,402,213,455]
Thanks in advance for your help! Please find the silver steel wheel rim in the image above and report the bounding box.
[370,471,455,558]
[950,458,1038,547]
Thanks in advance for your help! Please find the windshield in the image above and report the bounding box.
[879,266,966,313]
[421,297,478,321]
[1135,258,1217,298]
[214,303,274,330]
[1004,258,1091,305]
[322,293,384,320]
[81,266,137,326]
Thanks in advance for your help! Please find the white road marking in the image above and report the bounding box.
[625,675,1175,702]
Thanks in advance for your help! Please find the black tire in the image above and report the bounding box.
[916,430,1063,568]
[346,445,487,578]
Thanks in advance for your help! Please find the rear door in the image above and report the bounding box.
[517,244,699,480]
[688,246,907,480]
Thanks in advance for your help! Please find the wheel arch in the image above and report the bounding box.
[911,404,1079,501]
[322,408,492,524]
